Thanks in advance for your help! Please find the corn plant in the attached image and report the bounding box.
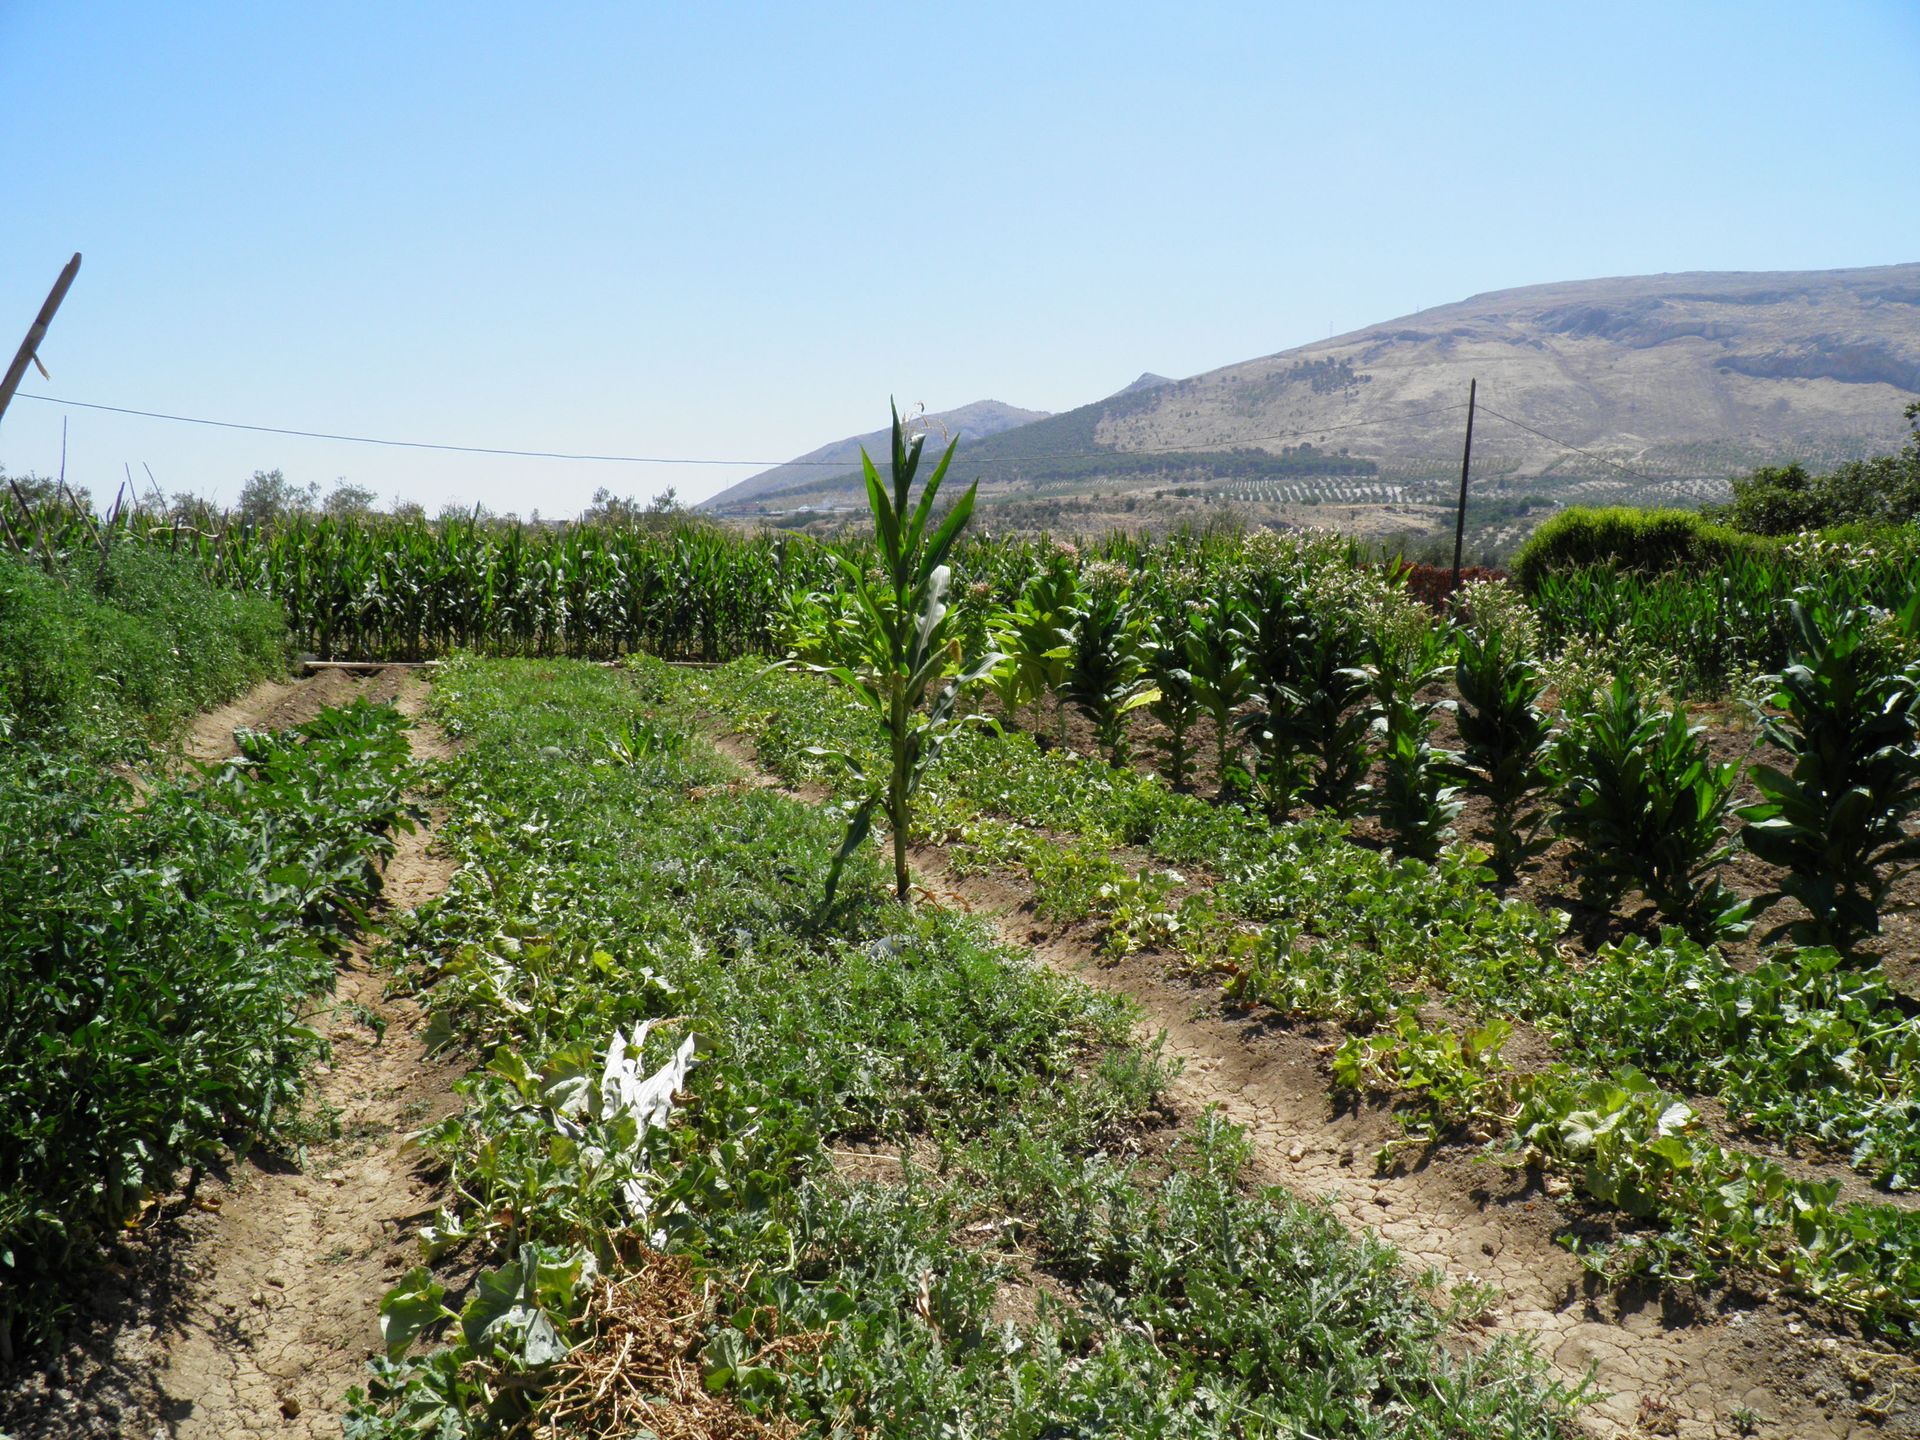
[797,405,996,906]
[1549,676,1748,940]
[1740,595,1920,958]
[1369,636,1460,862]
[1446,631,1554,881]
[1061,579,1158,766]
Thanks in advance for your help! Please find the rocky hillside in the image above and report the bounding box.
[700,399,1049,511]
[712,265,1920,524]
[1097,263,1920,509]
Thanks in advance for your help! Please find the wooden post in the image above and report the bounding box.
[1449,377,1477,594]
[0,253,82,430]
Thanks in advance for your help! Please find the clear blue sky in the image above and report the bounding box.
[2,2,1916,514]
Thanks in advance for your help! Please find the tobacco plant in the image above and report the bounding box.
[1369,634,1461,861]
[1060,578,1158,766]
[1183,578,1253,793]
[1144,609,1201,788]
[1740,595,1920,957]
[1446,631,1554,881]
[1548,676,1747,939]
[1236,568,1316,817]
[1295,610,1375,816]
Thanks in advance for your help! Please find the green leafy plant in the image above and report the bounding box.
[985,565,1073,732]
[1143,608,1201,788]
[795,404,996,906]
[1548,676,1748,939]
[1295,610,1375,816]
[1446,631,1554,881]
[1060,576,1158,766]
[1236,567,1315,817]
[1369,635,1461,861]
[1740,594,1920,957]
[1183,577,1252,793]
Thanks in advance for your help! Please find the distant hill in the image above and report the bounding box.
[1095,263,1920,509]
[711,265,1920,524]
[699,399,1049,511]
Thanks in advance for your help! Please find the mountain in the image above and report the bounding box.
[1112,372,1174,396]
[1093,264,1920,504]
[699,399,1050,511]
[713,265,1920,530]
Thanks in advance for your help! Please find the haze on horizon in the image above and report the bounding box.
[1,1,1916,517]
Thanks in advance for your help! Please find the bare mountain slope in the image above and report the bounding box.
[700,398,1049,510]
[1103,264,1920,501]
[719,265,1920,526]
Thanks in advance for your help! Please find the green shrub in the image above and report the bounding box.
[0,546,285,749]
[1711,403,1920,535]
[1510,506,1763,592]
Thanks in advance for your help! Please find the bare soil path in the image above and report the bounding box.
[709,725,1920,1440]
[155,669,459,1437]
[0,668,460,1440]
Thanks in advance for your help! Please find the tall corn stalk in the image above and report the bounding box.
[803,404,998,906]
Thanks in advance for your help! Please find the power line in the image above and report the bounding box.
[1471,403,1671,484]
[12,388,1699,489]
[12,389,1471,473]
[12,392,837,468]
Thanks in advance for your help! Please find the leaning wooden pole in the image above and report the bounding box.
[1449,376,1477,594]
[0,252,83,431]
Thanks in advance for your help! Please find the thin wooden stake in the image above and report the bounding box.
[1449,377,1478,595]
[0,253,82,431]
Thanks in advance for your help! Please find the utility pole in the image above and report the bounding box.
[0,252,82,431]
[1449,377,1477,594]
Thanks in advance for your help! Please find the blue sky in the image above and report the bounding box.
[2,2,1916,513]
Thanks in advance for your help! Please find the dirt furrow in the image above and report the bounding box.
[149,671,460,1437]
[710,726,1917,1440]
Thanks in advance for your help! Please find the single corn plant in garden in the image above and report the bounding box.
[1549,675,1748,940]
[795,404,997,906]
[1446,630,1555,881]
[1740,595,1920,958]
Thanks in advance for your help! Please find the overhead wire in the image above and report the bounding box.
[12,387,1706,489]
[12,390,1472,471]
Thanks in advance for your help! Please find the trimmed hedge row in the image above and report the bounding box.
[1509,507,1768,592]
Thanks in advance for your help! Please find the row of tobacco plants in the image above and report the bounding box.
[690,651,1920,1337]
[782,519,1920,962]
[344,653,1586,1438]
[0,540,419,1357]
